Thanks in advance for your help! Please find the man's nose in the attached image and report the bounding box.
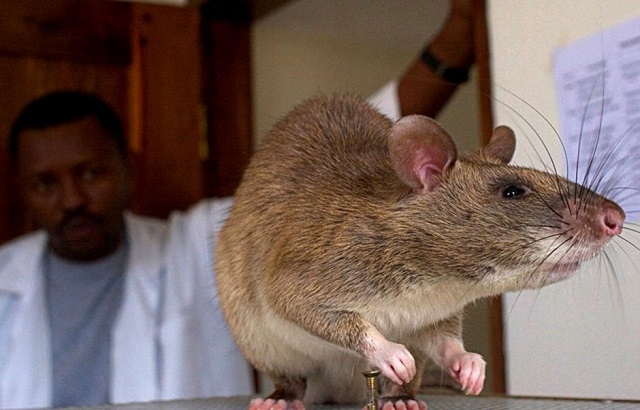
[59,178,88,210]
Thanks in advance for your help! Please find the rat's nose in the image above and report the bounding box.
[599,203,625,237]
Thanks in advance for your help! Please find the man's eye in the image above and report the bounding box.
[82,168,101,181]
[34,178,56,194]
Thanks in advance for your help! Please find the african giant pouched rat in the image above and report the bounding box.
[216,94,625,410]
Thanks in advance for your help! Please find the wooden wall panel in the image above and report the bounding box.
[0,0,130,64]
[201,2,253,198]
[128,4,204,218]
[473,0,506,394]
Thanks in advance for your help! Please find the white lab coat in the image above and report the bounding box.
[0,198,253,409]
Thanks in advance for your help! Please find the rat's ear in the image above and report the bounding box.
[482,126,515,164]
[388,115,457,193]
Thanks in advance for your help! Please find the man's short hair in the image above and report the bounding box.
[9,90,127,160]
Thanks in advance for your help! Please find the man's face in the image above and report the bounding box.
[16,116,130,261]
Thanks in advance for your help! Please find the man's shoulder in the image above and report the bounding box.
[127,198,233,231]
[123,198,234,248]
[124,212,170,245]
[0,231,46,253]
[126,211,166,229]
[0,231,46,271]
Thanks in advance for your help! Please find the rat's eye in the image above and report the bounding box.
[502,185,527,199]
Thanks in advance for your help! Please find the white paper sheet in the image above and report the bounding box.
[554,16,640,221]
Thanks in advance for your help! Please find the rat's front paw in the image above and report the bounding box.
[249,398,305,410]
[368,339,416,385]
[445,352,485,395]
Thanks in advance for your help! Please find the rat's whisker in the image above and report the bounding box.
[531,191,566,221]
[597,249,629,325]
[492,95,571,208]
[603,185,640,201]
[621,226,640,235]
[584,121,639,198]
[614,235,640,253]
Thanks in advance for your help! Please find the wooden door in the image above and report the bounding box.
[473,0,505,394]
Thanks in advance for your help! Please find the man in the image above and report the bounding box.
[0,91,253,408]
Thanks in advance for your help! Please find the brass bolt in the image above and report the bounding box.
[362,369,381,410]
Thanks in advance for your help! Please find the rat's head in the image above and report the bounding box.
[388,115,625,293]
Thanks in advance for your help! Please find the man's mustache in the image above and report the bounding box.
[56,211,102,232]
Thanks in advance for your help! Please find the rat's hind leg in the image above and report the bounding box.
[250,374,307,410]
[268,374,307,401]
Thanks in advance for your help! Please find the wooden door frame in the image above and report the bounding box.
[474,0,506,394]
